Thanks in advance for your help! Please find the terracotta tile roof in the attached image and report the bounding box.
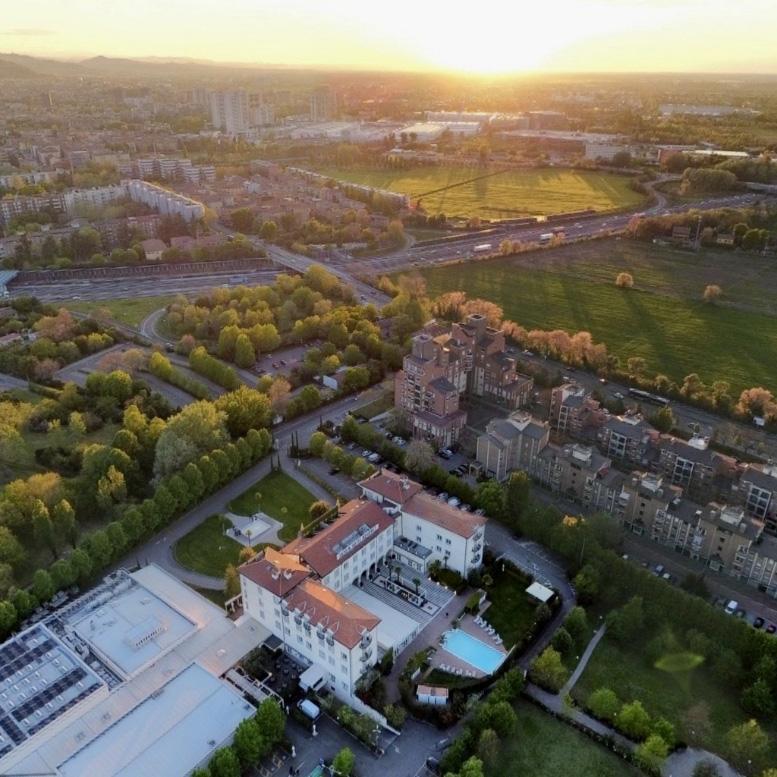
[283,500,394,578]
[403,492,486,538]
[358,468,423,506]
[239,547,310,596]
[284,579,379,649]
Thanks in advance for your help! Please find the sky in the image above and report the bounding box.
[3,0,777,74]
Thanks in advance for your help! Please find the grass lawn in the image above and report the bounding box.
[192,586,228,607]
[66,294,178,327]
[228,470,318,542]
[314,165,645,220]
[417,244,777,394]
[173,514,243,578]
[482,567,538,648]
[572,635,777,763]
[490,700,642,777]
[354,389,394,420]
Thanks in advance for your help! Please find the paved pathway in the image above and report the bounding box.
[662,748,742,777]
[560,623,606,697]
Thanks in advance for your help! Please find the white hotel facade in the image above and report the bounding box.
[240,471,485,701]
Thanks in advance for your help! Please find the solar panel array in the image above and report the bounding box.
[0,625,103,757]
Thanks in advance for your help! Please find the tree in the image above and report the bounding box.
[308,431,327,458]
[215,387,272,438]
[259,220,277,241]
[564,606,588,644]
[208,747,241,777]
[529,647,569,692]
[725,719,769,774]
[32,500,57,559]
[0,526,25,569]
[154,401,229,477]
[650,405,675,433]
[615,272,634,288]
[741,679,775,717]
[404,440,435,474]
[267,377,291,415]
[635,734,669,772]
[0,600,17,638]
[476,728,499,769]
[232,718,266,768]
[588,687,619,721]
[617,700,652,740]
[703,284,722,303]
[231,208,255,233]
[332,747,355,777]
[504,470,530,523]
[32,568,55,602]
[255,698,285,744]
[551,626,573,657]
[607,595,644,644]
[308,500,330,520]
[234,334,256,368]
[475,480,505,520]
[572,563,601,604]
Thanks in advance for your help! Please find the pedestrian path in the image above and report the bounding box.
[560,623,606,697]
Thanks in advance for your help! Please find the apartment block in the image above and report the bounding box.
[476,411,550,481]
[597,413,658,468]
[657,435,737,504]
[394,315,533,448]
[209,90,250,135]
[549,382,604,437]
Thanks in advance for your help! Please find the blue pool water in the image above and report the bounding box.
[441,629,505,674]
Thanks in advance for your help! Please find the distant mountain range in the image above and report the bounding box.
[0,51,314,79]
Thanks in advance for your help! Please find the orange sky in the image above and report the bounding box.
[3,0,777,74]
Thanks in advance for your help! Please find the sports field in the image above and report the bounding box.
[417,239,777,394]
[315,165,645,220]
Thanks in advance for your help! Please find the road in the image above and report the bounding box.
[0,371,29,391]
[340,192,763,278]
[9,267,281,303]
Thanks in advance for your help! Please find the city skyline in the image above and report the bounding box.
[4,0,777,74]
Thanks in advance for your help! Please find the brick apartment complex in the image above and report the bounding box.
[395,315,533,447]
[475,385,777,597]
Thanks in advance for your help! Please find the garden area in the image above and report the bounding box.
[173,514,243,578]
[228,469,319,542]
[490,701,642,777]
[480,565,542,648]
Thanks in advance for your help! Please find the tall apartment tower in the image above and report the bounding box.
[209,90,250,135]
[310,86,336,122]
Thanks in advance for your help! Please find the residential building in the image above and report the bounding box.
[310,86,336,122]
[394,316,533,447]
[737,464,777,536]
[657,435,736,504]
[125,180,204,221]
[209,90,250,135]
[533,442,613,508]
[549,382,604,437]
[476,411,550,481]
[597,413,658,468]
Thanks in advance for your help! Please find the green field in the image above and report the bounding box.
[173,514,242,578]
[228,470,319,542]
[315,165,645,220]
[573,635,777,765]
[66,294,177,327]
[491,701,642,777]
[482,567,538,648]
[417,241,777,394]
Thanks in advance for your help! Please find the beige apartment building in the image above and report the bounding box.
[395,315,533,447]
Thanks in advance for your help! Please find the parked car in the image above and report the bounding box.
[766,624,776,635]
[654,564,665,576]
[438,449,453,460]
[447,496,461,507]
[725,599,739,615]
[753,617,766,629]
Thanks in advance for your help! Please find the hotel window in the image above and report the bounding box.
[436,534,442,541]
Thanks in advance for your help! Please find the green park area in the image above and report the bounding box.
[572,634,777,764]
[491,701,642,777]
[228,469,319,542]
[417,239,777,394]
[315,165,645,220]
[173,514,242,578]
[66,294,177,327]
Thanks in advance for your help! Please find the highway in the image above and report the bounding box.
[340,192,763,277]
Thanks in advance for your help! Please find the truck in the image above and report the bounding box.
[298,699,321,720]
[472,243,493,255]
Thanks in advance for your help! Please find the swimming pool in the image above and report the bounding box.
[441,629,505,674]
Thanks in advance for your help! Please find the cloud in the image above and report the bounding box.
[0,28,53,36]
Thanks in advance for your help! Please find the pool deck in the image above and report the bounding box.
[430,611,509,678]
